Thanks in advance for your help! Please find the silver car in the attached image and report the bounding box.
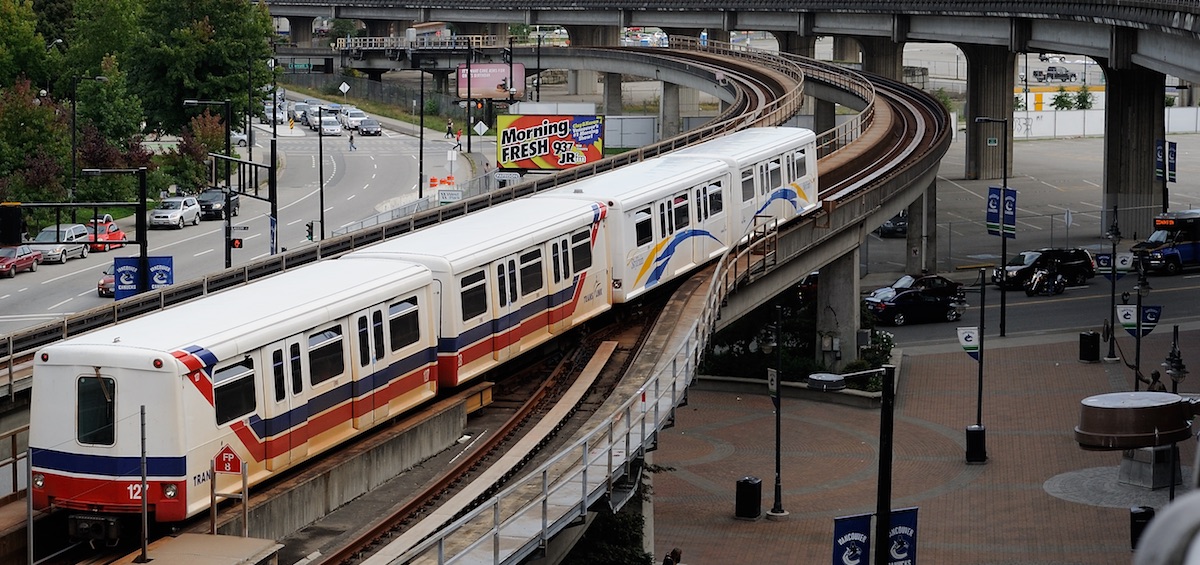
[150,196,202,229]
[320,116,343,136]
[29,223,90,263]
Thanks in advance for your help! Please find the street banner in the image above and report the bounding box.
[1096,253,1126,281]
[833,513,872,565]
[1002,187,1017,239]
[957,327,980,361]
[986,186,1001,236]
[1169,141,1178,182]
[1119,305,1162,338]
[986,186,1016,238]
[1156,139,1166,181]
[114,256,174,300]
[889,507,919,565]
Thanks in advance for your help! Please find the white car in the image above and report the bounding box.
[150,196,202,229]
[340,109,368,130]
[320,116,342,136]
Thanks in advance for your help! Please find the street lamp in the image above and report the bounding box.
[1105,207,1122,361]
[760,305,787,519]
[317,106,326,240]
[1133,258,1151,392]
[184,98,234,265]
[418,59,426,200]
[809,366,896,565]
[975,116,1009,337]
[71,75,109,223]
[1163,324,1187,501]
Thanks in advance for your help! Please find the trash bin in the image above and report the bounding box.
[735,476,761,520]
[1131,505,1155,550]
[1079,331,1100,363]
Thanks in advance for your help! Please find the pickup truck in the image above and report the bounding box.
[1032,66,1078,82]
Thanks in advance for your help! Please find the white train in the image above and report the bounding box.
[28,127,819,541]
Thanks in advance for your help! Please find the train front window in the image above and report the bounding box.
[78,376,115,445]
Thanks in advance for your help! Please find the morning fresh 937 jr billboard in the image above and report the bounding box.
[496,115,604,170]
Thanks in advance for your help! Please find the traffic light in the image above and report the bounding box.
[474,100,484,110]
[501,48,511,63]
[229,238,244,249]
[305,221,314,241]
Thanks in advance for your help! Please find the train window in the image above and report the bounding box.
[389,299,420,351]
[560,237,571,278]
[792,149,807,178]
[658,202,670,237]
[461,270,488,320]
[571,230,592,272]
[77,376,115,445]
[290,344,302,394]
[766,159,783,190]
[520,250,543,295]
[673,193,689,231]
[507,260,517,304]
[497,264,508,307]
[551,243,562,283]
[215,363,257,426]
[357,317,370,366]
[741,169,754,202]
[634,207,652,246]
[694,189,705,221]
[372,311,385,361]
[272,350,285,402]
[708,182,724,215]
[309,325,345,386]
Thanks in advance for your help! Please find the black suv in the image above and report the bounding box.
[992,248,1096,289]
[196,188,240,220]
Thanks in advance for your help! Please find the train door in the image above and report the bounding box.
[738,167,757,235]
[493,255,519,362]
[549,236,573,334]
[261,338,309,471]
[694,178,728,260]
[350,306,388,430]
[664,191,694,277]
[515,248,548,345]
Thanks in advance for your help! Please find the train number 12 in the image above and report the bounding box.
[127,483,143,500]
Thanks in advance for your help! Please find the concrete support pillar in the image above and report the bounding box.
[859,36,904,80]
[813,99,836,137]
[1102,65,1165,239]
[564,25,620,47]
[363,69,386,82]
[661,81,681,138]
[773,32,816,58]
[961,44,1015,180]
[567,70,599,96]
[832,37,860,63]
[816,248,860,370]
[604,72,623,116]
[905,183,939,274]
[705,28,730,44]
[362,19,391,37]
[433,71,450,94]
[288,16,315,46]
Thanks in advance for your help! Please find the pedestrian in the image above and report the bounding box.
[445,120,453,138]
[454,128,463,150]
[662,553,674,565]
[670,548,682,564]
[348,132,356,151]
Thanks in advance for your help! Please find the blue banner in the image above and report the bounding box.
[1168,141,1177,183]
[985,186,1001,237]
[889,507,919,565]
[1002,188,1017,239]
[1119,305,1162,338]
[1156,139,1166,181]
[114,256,174,300]
[833,513,872,565]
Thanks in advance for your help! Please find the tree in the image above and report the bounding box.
[76,55,144,144]
[1051,86,1075,111]
[31,0,73,50]
[1074,84,1094,110]
[0,79,69,204]
[64,0,140,80]
[0,0,56,88]
[127,0,274,133]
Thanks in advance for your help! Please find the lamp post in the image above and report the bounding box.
[1133,255,1151,391]
[184,98,234,264]
[317,106,326,240]
[1106,207,1122,361]
[418,61,426,200]
[761,305,787,519]
[71,75,109,223]
[1163,325,1187,502]
[975,116,1009,337]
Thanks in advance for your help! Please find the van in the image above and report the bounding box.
[28,223,90,264]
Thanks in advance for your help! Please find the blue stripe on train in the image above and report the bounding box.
[33,448,186,478]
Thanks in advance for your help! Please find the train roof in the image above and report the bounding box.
[532,154,729,206]
[45,259,431,353]
[669,127,816,162]
[342,197,605,272]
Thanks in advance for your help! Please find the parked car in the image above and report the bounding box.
[358,118,382,136]
[97,263,115,297]
[340,109,369,130]
[320,116,343,136]
[992,248,1096,289]
[150,196,202,229]
[196,188,241,220]
[231,130,249,147]
[866,274,964,302]
[876,212,908,238]
[85,215,127,252]
[0,244,41,277]
[28,223,90,263]
[864,289,966,326]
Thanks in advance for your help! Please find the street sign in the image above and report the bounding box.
[987,137,998,147]
[767,367,778,396]
[473,121,489,136]
[232,225,249,231]
[446,150,458,162]
[494,171,521,182]
[438,189,463,204]
[214,445,242,474]
[338,82,350,94]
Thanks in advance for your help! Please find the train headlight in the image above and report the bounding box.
[162,484,177,498]
[32,474,44,488]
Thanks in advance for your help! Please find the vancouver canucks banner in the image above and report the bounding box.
[1001,187,1017,239]
[1096,252,1136,281]
[888,507,919,565]
[1118,305,1162,338]
[957,327,980,361]
[986,186,1001,236]
[833,513,872,565]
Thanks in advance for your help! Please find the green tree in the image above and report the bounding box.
[329,18,359,39]
[64,0,140,79]
[76,55,144,144]
[1074,84,1094,110]
[31,0,73,49]
[1051,86,1074,111]
[127,0,274,133]
[0,79,69,204]
[0,0,56,87]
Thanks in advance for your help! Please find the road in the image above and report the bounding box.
[0,121,445,335]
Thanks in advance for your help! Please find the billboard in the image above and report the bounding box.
[457,63,526,100]
[496,115,604,170]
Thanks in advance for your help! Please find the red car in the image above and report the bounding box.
[97,264,115,297]
[86,215,127,252]
[0,244,42,277]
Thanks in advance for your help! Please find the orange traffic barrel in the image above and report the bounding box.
[443,175,455,185]
[429,176,438,189]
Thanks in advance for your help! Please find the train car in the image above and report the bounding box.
[29,260,439,540]
[669,127,819,233]
[343,197,611,388]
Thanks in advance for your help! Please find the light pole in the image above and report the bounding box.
[975,116,1009,336]
[1133,256,1151,391]
[418,61,426,200]
[966,268,988,464]
[761,305,787,519]
[184,98,234,264]
[1106,207,1122,361]
[317,106,326,240]
[1163,325,1187,501]
[71,75,109,223]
